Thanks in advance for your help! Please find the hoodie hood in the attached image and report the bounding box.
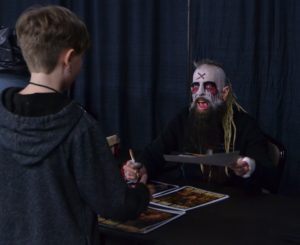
[0,97,84,165]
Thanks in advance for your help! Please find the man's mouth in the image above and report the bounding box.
[196,99,209,111]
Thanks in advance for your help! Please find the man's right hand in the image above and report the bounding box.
[122,160,148,184]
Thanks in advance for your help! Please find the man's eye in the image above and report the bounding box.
[204,82,217,95]
[190,82,200,93]
[191,82,200,88]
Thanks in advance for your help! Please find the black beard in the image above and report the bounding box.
[184,103,226,153]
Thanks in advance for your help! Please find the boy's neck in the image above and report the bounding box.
[20,73,64,95]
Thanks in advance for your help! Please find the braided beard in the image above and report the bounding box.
[184,102,226,153]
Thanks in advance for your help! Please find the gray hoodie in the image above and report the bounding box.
[0,91,149,245]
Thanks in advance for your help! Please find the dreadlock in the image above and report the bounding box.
[222,80,246,153]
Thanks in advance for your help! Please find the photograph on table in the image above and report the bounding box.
[98,206,184,234]
[147,180,179,197]
[151,186,229,211]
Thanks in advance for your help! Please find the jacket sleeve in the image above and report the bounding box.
[138,108,189,178]
[68,114,149,221]
[234,112,277,192]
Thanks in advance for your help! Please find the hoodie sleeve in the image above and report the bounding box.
[68,114,149,221]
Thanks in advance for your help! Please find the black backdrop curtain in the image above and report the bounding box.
[70,0,189,153]
[0,0,299,195]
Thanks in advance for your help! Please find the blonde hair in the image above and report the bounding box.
[222,81,246,153]
[16,5,90,73]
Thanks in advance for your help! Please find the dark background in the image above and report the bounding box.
[0,0,299,196]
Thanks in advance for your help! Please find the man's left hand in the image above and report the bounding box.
[229,157,250,177]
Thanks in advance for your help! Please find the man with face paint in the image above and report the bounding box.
[123,59,276,192]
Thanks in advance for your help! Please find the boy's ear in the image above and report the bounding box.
[222,86,230,101]
[62,48,75,66]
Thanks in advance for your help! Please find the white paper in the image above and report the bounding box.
[163,151,240,167]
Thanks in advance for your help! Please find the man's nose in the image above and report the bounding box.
[198,84,206,95]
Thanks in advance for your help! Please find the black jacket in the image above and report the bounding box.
[139,107,276,192]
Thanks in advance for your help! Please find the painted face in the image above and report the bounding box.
[190,64,226,112]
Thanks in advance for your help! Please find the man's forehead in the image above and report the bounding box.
[195,71,207,80]
[192,65,226,85]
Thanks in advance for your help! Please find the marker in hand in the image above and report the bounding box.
[128,149,142,183]
[129,148,136,162]
[129,149,142,169]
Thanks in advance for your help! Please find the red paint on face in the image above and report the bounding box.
[191,82,200,94]
[203,82,218,96]
[190,81,218,96]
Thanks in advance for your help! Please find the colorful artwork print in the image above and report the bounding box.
[98,207,184,233]
[151,186,228,210]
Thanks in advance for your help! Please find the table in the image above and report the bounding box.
[99,186,300,245]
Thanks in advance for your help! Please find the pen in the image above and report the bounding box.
[127,149,142,184]
[129,148,135,162]
[129,149,142,168]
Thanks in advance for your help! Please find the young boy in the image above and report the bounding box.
[0,5,150,245]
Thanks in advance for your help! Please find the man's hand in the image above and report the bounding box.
[229,157,250,177]
[122,160,148,184]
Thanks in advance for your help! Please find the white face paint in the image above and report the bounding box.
[190,64,226,112]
